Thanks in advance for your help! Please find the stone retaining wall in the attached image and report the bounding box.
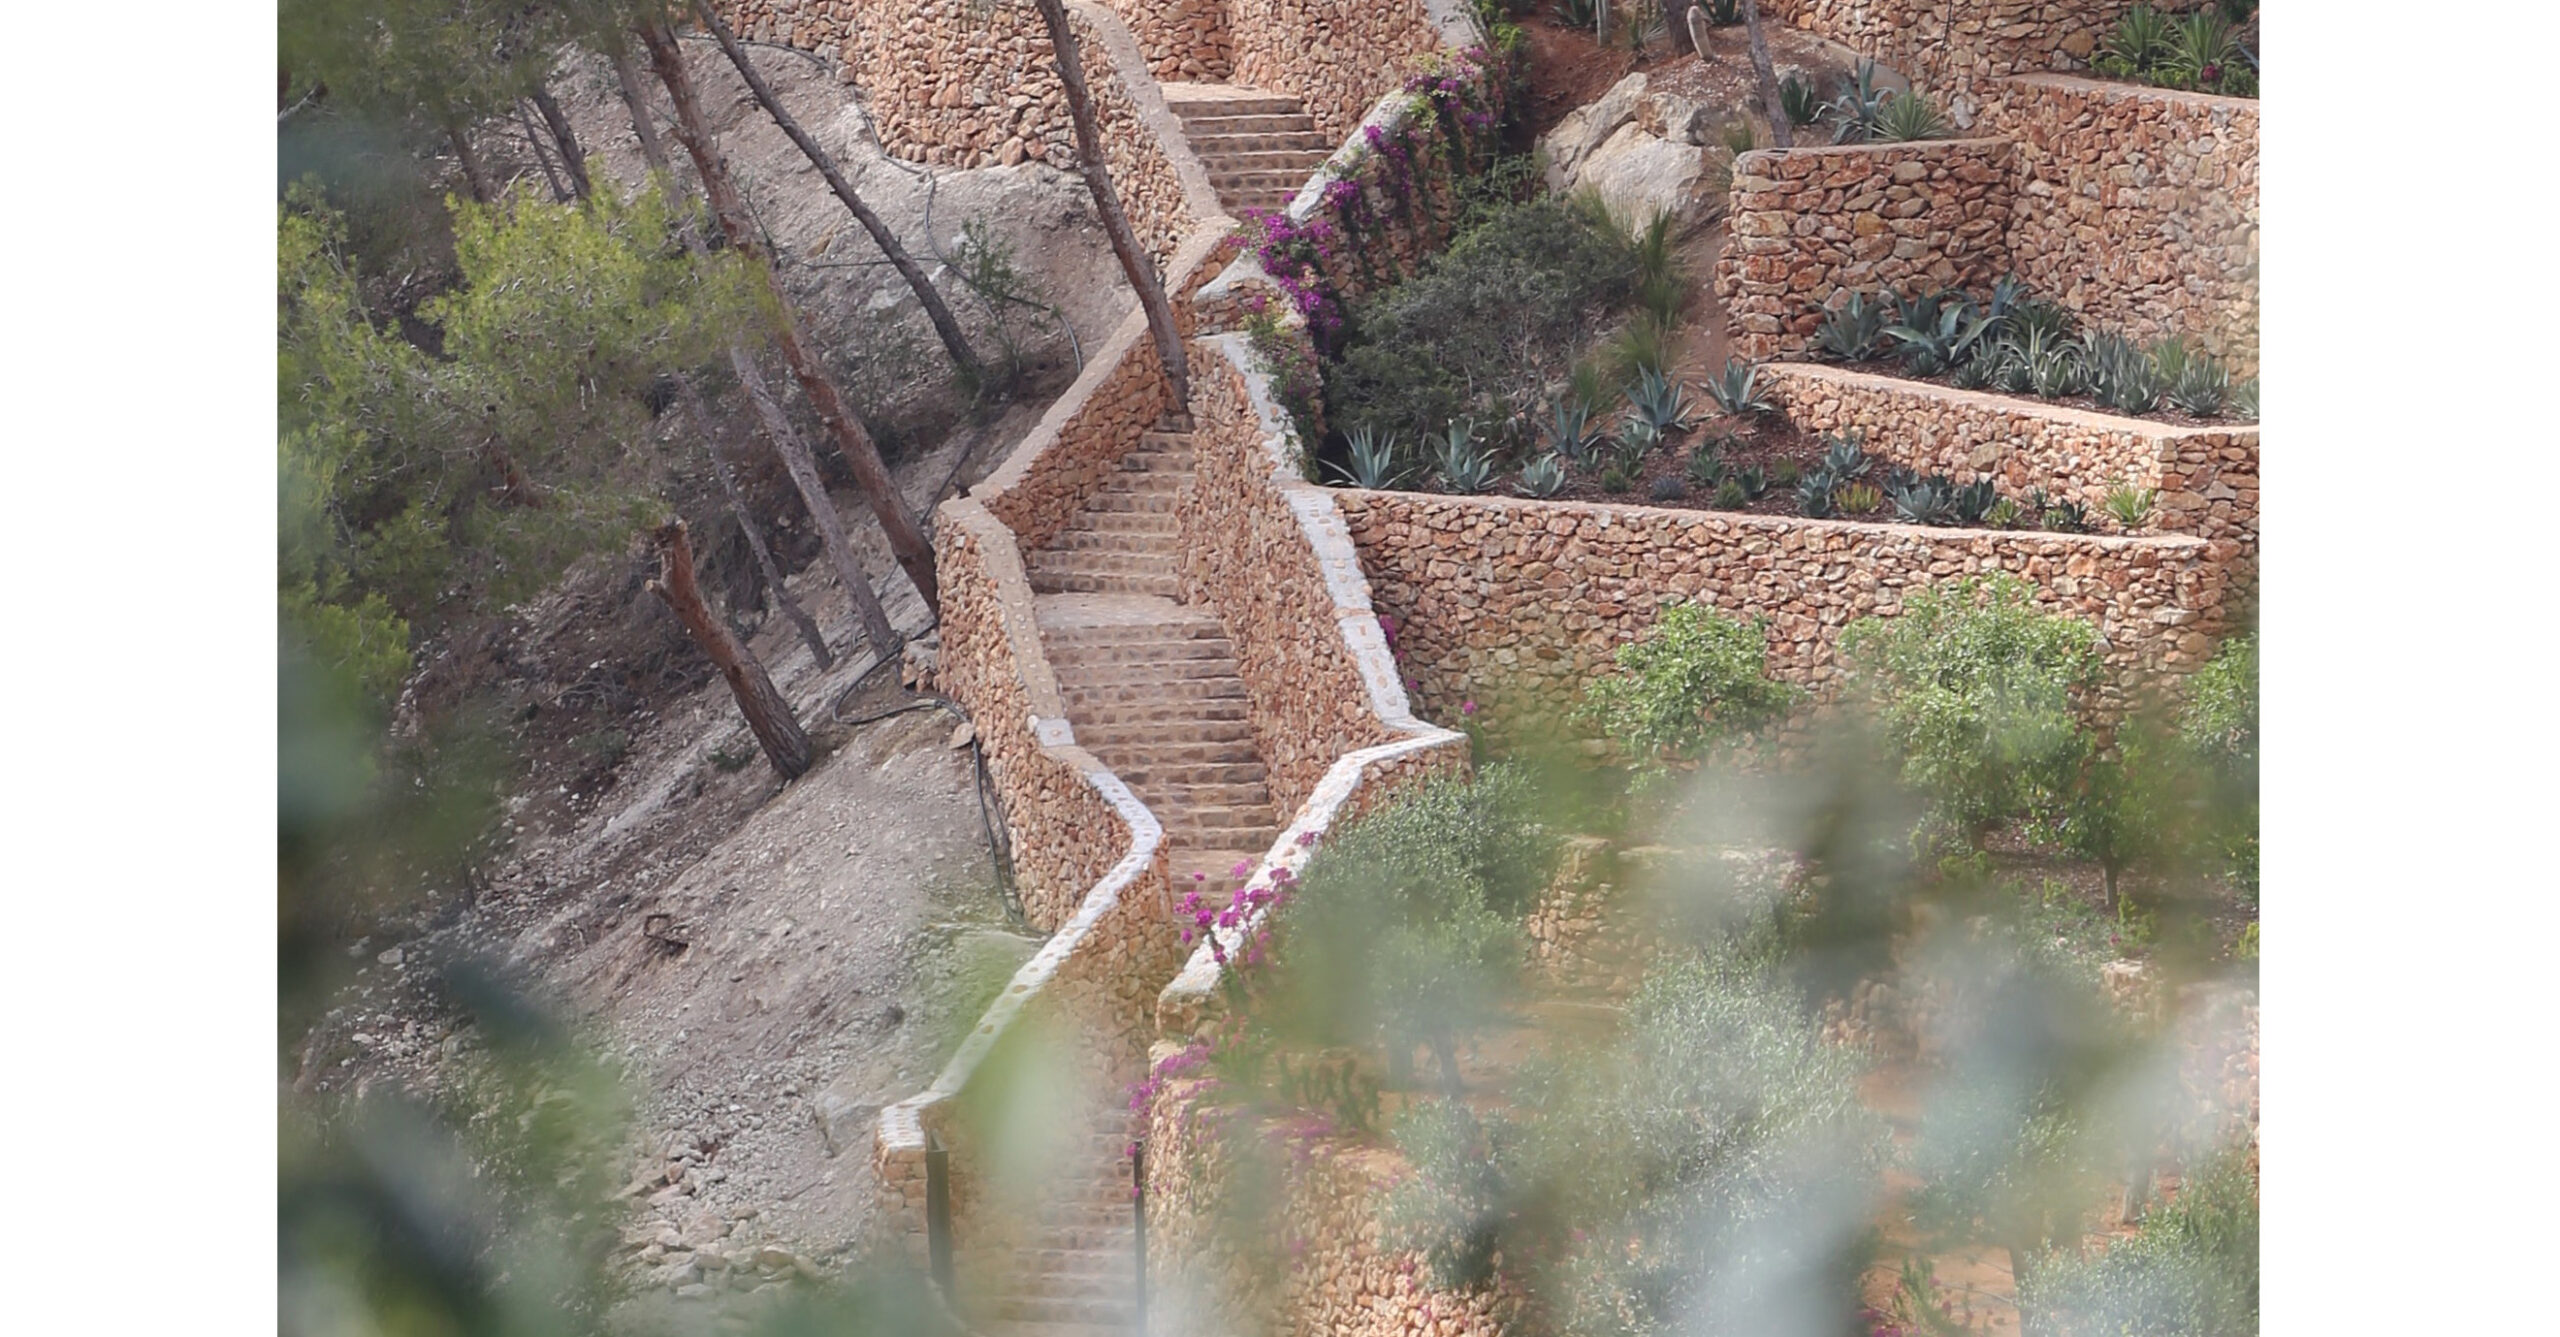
[1999,73,2260,368]
[1101,0,1236,79]
[874,502,1185,1259]
[1228,0,1476,143]
[1180,335,1413,814]
[1333,491,2231,745]
[1140,1074,1520,1337]
[1768,0,2156,125]
[710,0,1212,265]
[1716,139,2014,362]
[1762,362,2258,561]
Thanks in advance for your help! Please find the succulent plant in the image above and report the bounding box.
[1433,419,1496,494]
[1686,444,1728,489]
[2168,354,2230,417]
[1811,290,1892,362]
[1983,497,2024,529]
[1516,453,1569,499]
[1330,425,1407,489]
[1797,469,1837,518]
[1705,357,1777,419]
[1837,482,1884,515]
[2104,482,2159,529]
[1820,433,1871,482]
[1649,475,1689,503]
[1546,398,1605,463]
[1625,366,1698,435]
[1713,477,1749,509]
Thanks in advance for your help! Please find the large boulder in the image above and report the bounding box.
[1540,73,1721,234]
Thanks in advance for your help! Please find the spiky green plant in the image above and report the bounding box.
[1704,357,1776,418]
[1331,425,1409,489]
[1875,90,1952,142]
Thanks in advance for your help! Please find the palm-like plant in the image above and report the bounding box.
[1875,90,1951,142]
[1704,357,1776,418]
[1331,425,1408,489]
[1433,419,1496,494]
[1825,59,1891,144]
[1626,366,1698,435]
[1547,398,1606,464]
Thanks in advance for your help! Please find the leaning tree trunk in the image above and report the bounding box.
[679,376,834,668]
[1738,0,1795,149]
[445,121,495,203]
[650,520,813,779]
[610,43,674,176]
[641,18,941,618]
[517,98,573,200]
[528,83,593,201]
[615,42,902,657]
[694,2,988,390]
[1028,0,1190,415]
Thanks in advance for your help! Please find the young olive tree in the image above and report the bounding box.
[1576,600,1800,787]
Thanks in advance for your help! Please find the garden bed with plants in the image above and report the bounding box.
[1804,278,2259,428]
[1147,587,2260,1337]
[2083,1,2261,100]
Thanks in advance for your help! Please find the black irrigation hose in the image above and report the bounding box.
[832,679,1027,931]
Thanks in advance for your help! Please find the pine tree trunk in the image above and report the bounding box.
[693,2,988,391]
[1028,0,1190,415]
[1739,0,1795,149]
[611,44,674,177]
[641,19,942,617]
[517,98,572,200]
[650,520,813,780]
[529,84,592,201]
[678,373,834,669]
[446,122,495,203]
[729,343,902,655]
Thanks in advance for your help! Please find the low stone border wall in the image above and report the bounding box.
[1998,73,2260,369]
[1761,362,2259,560]
[1334,490,2230,744]
[1102,0,1237,80]
[1717,138,2015,362]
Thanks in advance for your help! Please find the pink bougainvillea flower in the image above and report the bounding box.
[1462,700,1478,716]
[1231,859,1253,878]
[1297,829,1319,847]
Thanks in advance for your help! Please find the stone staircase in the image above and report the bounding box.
[1024,432,1282,888]
[968,1111,1142,1337]
[1160,82,1335,216]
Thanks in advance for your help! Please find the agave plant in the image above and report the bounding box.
[1626,366,1698,435]
[1983,497,2023,530]
[1981,275,2031,332]
[1812,292,1892,362]
[1648,475,1688,503]
[2104,483,2158,529]
[1952,477,1999,525]
[2001,325,2084,399]
[1713,477,1748,509]
[1891,477,1955,526]
[1549,0,1599,31]
[2230,376,2259,422]
[2095,4,2174,77]
[2147,335,2194,387]
[1737,464,1771,500]
[2168,354,2231,417]
[1547,398,1605,464]
[2082,332,2162,415]
[1821,434,1871,482]
[1949,345,2000,391]
[1704,0,1741,22]
[1617,415,1665,461]
[1886,296,1995,377]
[1601,464,1635,495]
[1686,445,1728,490]
[1433,419,1496,494]
[2007,297,2077,346]
[1797,468,1838,518]
[2040,495,2090,533]
[1875,90,1951,143]
[2162,8,2243,88]
[1826,59,1891,144]
[1771,459,1802,489]
[1516,453,1570,499]
[1780,73,1822,128]
[1705,357,1776,418]
[1330,425,1407,489]
[1837,481,1884,515]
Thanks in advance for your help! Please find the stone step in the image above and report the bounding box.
[1087,742,1268,774]
[1193,147,1334,174]
[1072,720,1259,749]
[1034,594,1223,637]
[1229,190,1302,214]
[986,1296,1135,1326]
[1181,115,1326,142]
[1051,508,1179,534]
[1141,776,1275,807]
[1061,680,1249,711]
[1045,529,1181,558]
[1161,82,1305,118]
[1083,490,1178,515]
[1209,166,1324,192]
[1012,1247,1140,1280]
[1068,696,1252,727]
[1171,823,1284,851]
[1115,761,1270,791]
[1052,657,1244,688]
[1045,638,1237,667]
[1115,446,1194,471]
[1172,848,1272,887]
[1023,563,1182,599]
[1030,550,1180,579]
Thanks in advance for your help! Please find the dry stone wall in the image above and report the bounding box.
[1716,139,2014,362]
[1763,363,2259,577]
[1333,491,2231,746]
[1767,0,2156,125]
[1101,0,1237,79]
[1140,1074,1522,1337]
[710,0,1208,265]
[1998,73,2260,368]
[1180,336,1410,814]
[1227,0,1468,143]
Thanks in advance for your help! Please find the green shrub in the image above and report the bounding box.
[1875,90,1952,142]
[1837,574,2102,840]
[1575,602,1801,785]
[2021,1147,2258,1336]
[2179,635,2257,779]
[1327,195,1636,444]
[1381,1100,1509,1288]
